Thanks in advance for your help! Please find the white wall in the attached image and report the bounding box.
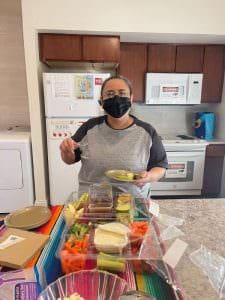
[0,0,29,129]
[21,0,225,204]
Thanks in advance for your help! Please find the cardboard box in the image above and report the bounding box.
[0,228,49,269]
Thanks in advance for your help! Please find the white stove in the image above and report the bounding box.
[160,134,208,151]
[151,134,208,196]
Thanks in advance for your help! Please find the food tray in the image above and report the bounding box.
[58,220,162,275]
[64,191,151,226]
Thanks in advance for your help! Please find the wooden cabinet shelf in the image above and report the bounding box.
[83,35,120,62]
[201,45,225,103]
[39,34,82,62]
[175,45,204,73]
[119,43,147,102]
[147,44,176,72]
[202,144,225,197]
[39,33,120,64]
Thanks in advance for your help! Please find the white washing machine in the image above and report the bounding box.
[0,129,34,212]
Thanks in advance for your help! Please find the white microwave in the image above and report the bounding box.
[145,73,203,105]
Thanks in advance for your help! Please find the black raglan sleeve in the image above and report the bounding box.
[147,129,168,171]
[71,122,88,162]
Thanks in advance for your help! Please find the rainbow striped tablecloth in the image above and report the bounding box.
[24,206,177,299]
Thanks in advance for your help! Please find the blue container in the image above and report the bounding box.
[195,112,215,140]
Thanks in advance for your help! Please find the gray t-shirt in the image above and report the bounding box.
[71,115,168,198]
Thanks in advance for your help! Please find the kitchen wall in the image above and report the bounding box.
[0,0,29,129]
[132,104,211,136]
[20,0,225,204]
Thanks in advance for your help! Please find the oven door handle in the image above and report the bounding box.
[167,152,204,157]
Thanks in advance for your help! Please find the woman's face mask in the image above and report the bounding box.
[102,95,131,118]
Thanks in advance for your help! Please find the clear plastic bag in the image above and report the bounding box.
[190,245,225,299]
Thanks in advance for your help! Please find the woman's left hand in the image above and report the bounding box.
[134,167,166,188]
[134,171,151,188]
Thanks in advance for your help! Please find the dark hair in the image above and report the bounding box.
[100,75,133,97]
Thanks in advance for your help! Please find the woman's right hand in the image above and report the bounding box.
[59,138,80,164]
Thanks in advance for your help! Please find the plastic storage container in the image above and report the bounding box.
[58,220,161,274]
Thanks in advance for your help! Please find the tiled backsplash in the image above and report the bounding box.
[132,103,213,136]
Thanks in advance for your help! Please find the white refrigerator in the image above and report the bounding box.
[43,72,110,205]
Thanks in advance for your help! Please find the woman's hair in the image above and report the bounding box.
[100,75,133,97]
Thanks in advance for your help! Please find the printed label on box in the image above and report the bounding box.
[0,235,26,250]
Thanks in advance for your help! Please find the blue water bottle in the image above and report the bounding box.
[195,112,215,140]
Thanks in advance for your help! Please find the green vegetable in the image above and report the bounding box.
[69,222,91,240]
[97,252,125,272]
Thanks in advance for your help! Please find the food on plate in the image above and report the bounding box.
[106,170,142,181]
[64,192,89,226]
[97,252,126,272]
[94,222,130,253]
[57,293,85,300]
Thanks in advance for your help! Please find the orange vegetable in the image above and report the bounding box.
[60,234,89,273]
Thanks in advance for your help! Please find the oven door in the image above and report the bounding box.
[151,151,205,195]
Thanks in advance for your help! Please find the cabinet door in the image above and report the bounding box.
[39,34,82,61]
[147,44,176,72]
[202,144,225,196]
[176,45,204,72]
[201,46,225,103]
[119,43,147,102]
[82,36,120,62]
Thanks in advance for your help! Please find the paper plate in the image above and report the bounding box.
[105,169,139,182]
[4,206,51,230]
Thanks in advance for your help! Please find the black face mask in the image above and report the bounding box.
[102,95,131,118]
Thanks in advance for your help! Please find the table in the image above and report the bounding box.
[152,198,225,300]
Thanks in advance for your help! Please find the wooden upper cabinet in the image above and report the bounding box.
[119,43,147,102]
[39,34,82,61]
[147,44,176,72]
[175,45,204,72]
[39,34,120,63]
[201,46,225,103]
[82,36,120,62]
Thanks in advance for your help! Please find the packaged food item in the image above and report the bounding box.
[0,268,39,300]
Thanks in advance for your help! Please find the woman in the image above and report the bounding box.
[60,75,168,198]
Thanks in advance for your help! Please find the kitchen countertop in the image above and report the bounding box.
[154,198,225,300]
[206,139,225,145]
